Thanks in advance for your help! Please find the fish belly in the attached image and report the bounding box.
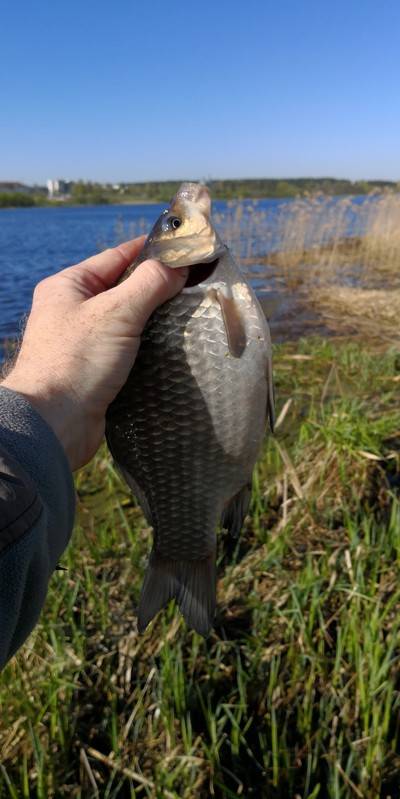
[106,284,268,561]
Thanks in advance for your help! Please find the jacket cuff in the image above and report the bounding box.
[0,386,75,566]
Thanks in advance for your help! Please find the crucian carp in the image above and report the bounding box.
[106,183,274,636]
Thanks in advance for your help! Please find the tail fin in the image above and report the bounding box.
[137,550,216,637]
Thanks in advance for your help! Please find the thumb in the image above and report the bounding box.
[108,258,189,335]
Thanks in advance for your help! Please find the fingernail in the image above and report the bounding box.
[177,267,189,280]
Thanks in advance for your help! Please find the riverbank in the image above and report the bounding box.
[1,188,400,795]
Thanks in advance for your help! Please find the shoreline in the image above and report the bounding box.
[1,189,398,210]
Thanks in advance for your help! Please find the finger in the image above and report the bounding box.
[65,236,147,294]
[106,258,189,335]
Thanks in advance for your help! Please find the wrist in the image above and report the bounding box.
[2,370,79,471]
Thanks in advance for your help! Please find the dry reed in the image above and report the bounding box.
[220,192,400,339]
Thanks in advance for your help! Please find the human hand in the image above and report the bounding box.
[2,237,188,471]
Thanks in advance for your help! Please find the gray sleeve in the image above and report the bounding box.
[0,386,76,668]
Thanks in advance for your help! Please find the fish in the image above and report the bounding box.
[105,183,274,636]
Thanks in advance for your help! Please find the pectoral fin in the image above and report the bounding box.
[214,289,247,358]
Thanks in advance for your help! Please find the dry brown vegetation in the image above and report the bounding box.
[215,192,400,343]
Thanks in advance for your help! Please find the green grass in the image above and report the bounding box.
[0,338,399,798]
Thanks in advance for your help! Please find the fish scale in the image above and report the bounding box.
[106,182,273,635]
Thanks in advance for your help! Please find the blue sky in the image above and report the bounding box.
[2,0,400,183]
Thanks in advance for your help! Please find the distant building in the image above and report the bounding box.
[47,179,71,198]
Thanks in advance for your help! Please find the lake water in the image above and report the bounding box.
[0,197,369,360]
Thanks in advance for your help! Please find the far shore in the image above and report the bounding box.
[1,177,399,209]
[0,198,164,210]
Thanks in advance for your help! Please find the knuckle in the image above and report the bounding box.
[33,275,53,299]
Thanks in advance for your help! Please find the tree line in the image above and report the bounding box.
[0,178,398,208]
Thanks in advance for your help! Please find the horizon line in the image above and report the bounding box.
[1,175,399,187]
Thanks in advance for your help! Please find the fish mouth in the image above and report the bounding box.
[184,258,219,288]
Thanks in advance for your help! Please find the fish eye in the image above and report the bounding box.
[160,215,183,234]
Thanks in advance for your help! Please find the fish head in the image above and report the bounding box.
[144,183,224,268]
